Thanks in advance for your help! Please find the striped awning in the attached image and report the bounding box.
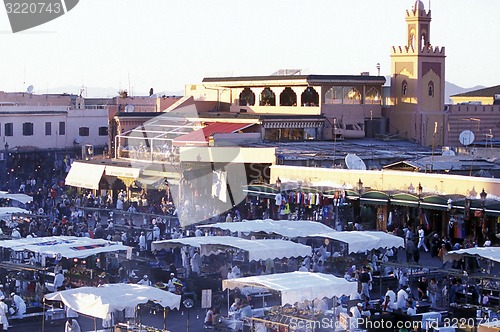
[359,191,390,206]
[390,193,420,207]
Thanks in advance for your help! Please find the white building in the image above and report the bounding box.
[0,105,108,150]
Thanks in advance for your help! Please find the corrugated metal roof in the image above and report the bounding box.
[451,85,500,98]
[173,122,255,146]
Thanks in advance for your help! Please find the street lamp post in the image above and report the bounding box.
[357,179,363,224]
[417,183,423,229]
[4,142,9,189]
[480,189,487,239]
[480,188,487,207]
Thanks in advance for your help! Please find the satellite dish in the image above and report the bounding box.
[345,153,367,170]
[459,130,475,146]
[27,85,34,93]
[73,136,83,145]
[149,93,157,98]
[442,150,456,156]
[124,104,135,113]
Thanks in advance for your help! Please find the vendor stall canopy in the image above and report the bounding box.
[0,236,130,259]
[197,219,333,238]
[44,283,181,319]
[0,192,33,204]
[445,247,500,264]
[0,207,30,221]
[152,236,312,261]
[223,271,358,305]
[304,231,405,254]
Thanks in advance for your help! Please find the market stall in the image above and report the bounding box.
[222,271,358,331]
[0,235,130,259]
[445,247,500,264]
[0,236,131,301]
[197,219,334,239]
[303,230,404,254]
[0,192,33,204]
[44,283,181,331]
[0,207,31,222]
[151,236,312,262]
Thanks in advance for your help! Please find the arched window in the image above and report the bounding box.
[301,87,319,106]
[344,87,361,104]
[402,80,408,96]
[239,88,255,106]
[279,87,297,106]
[428,81,434,97]
[324,86,343,104]
[365,87,381,105]
[260,88,276,106]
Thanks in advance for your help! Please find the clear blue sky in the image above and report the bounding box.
[0,0,498,96]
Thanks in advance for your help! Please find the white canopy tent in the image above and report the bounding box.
[222,271,358,305]
[44,283,181,319]
[197,219,334,238]
[0,207,30,221]
[0,192,33,204]
[445,247,500,263]
[304,231,405,254]
[0,236,130,259]
[65,162,106,190]
[151,236,312,261]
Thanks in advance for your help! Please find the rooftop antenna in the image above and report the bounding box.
[128,72,131,97]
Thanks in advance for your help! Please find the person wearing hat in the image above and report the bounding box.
[167,273,179,293]
[0,295,8,331]
[11,292,26,319]
[137,275,151,286]
[349,303,363,319]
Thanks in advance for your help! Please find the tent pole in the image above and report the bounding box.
[41,300,45,332]
[333,296,337,329]
[227,288,230,314]
[94,317,96,331]
[163,307,167,331]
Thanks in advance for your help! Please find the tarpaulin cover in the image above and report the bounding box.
[197,219,333,238]
[305,231,405,254]
[223,271,357,305]
[44,283,181,319]
[152,236,312,261]
[445,247,500,263]
[0,236,130,259]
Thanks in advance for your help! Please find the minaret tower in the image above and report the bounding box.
[388,1,446,147]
